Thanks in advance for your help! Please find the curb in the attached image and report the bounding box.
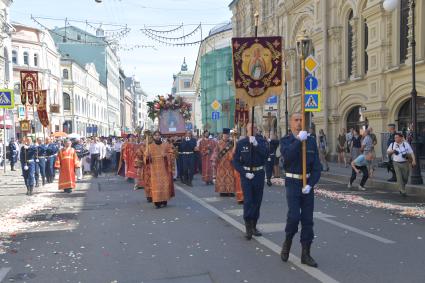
[321,172,425,196]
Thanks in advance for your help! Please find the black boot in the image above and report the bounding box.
[267,179,272,187]
[387,173,397,182]
[187,178,193,187]
[252,220,262,237]
[35,180,40,188]
[42,177,46,186]
[154,202,161,209]
[301,242,318,267]
[280,237,292,262]
[147,197,153,203]
[245,220,253,240]
[29,186,33,196]
[26,186,30,196]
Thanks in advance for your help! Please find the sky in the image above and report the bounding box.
[10,0,233,98]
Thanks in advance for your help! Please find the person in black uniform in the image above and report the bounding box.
[232,123,268,240]
[8,137,18,171]
[20,137,36,196]
[279,112,321,267]
[386,123,397,182]
[179,131,197,186]
[265,133,279,186]
[34,137,47,187]
[45,137,59,183]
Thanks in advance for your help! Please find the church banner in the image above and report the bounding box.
[232,36,283,107]
[37,90,49,127]
[20,71,39,105]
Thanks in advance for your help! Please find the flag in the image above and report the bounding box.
[20,71,38,105]
[37,90,49,127]
[232,36,283,107]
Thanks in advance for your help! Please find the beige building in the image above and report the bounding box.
[12,23,63,136]
[229,0,425,159]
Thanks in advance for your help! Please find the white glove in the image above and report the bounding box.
[24,165,29,171]
[297,131,308,141]
[267,138,271,142]
[302,185,312,194]
[249,136,258,146]
[245,172,254,180]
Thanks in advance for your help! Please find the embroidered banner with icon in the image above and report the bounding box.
[232,36,283,107]
[37,90,49,127]
[20,71,39,105]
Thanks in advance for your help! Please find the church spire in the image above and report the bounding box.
[181,57,188,71]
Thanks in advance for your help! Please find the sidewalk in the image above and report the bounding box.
[322,161,425,195]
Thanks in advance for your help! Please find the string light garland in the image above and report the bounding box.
[141,24,201,42]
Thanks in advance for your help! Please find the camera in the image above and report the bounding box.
[402,153,407,159]
[393,150,399,155]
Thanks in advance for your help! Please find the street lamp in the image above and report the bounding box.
[296,30,313,188]
[383,0,423,184]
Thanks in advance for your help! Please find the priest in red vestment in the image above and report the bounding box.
[198,130,216,185]
[212,128,236,196]
[55,139,80,193]
[122,134,138,181]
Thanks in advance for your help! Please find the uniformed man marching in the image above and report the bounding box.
[20,137,36,196]
[265,133,279,187]
[35,138,47,187]
[280,113,321,267]
[179,131,197,187]
[232,123,268,240]
[45,137,59,183]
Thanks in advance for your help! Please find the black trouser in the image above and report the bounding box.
[350,165,368,187]
[90,153,100,177]
[115,152,121,171]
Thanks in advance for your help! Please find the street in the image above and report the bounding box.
[1,172,424,283]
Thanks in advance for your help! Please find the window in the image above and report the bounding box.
[63,69,69,79]
[184,80,191,88]
[347,10,354,78]
[400,0,409,64]
[23,51,29,65]
[364,21,369,74]
[12,50,17,64]
[63,93,71,111]
[77,34,81,41]
[34,53,38,67]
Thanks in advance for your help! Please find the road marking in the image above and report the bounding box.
[202,197,222,203]
[223,209,243,216]
[175,185,340,283]
[0,267,11,282]
[314,214,395,244]
[257,223,285,233]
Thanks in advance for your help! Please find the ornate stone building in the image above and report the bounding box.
[229,0,425,159]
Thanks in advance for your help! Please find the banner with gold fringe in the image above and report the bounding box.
[231,36,283,107]
[37,90,49,127]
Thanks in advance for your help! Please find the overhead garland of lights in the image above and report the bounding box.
[140,23,203,47]
[141,24,201,42]
[143,23,184,34]
[117,44,157,51]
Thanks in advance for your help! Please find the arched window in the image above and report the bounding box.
[63,92,71,111]
[23,51,29,65]
[398,97,425,134]
[12,50,17,64]
[400,0,409,64]
[62,69,69,79]
[364,20,369,74]
[346,106,361,131]
[34,53,39,67]
[347,10,354,78]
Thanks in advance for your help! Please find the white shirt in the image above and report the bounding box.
[100,143,107,159]
[114,141,122,152]
[89,142,102,155]
[387,141,413,162]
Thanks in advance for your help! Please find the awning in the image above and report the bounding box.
[0,114,12,129]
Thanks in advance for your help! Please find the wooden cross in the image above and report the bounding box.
[263,111,274,136]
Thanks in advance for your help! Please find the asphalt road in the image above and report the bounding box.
[0,172,424,283]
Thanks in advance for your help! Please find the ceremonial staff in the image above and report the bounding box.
[296,31,313,187]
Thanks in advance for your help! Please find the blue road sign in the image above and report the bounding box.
[186,122,193,130]
[212,111,220,120]
[266,95,278,104]
[305,76,319,91]
[304,91,321,112]
[0,89,14,109]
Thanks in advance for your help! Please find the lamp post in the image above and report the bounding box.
[383,0,422,184]
[296,30,313,187]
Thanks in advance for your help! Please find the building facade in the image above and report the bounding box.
[61,58,108,137]
[51,26,121,135]
[229,0,425,159]
[193,22,235,134]
[172,58,199,134]
[12,23,63,137]
[126,76,150,131]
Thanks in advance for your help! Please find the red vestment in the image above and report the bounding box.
[54,147,79,190]
[198,138,216,183]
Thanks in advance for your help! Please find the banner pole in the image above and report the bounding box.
[3,109,6,173]
[301,56,307,187]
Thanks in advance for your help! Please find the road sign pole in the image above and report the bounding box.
[3,109,6,173]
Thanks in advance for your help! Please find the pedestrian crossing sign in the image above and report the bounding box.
[0,89,14,109]
[304,91,321,112]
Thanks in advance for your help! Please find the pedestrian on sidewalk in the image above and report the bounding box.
[345,128,354,164]
[387,132,416,197]
[20,137,36,196]
[55,139,80,193]
[8,137,18,171]
[351,129,362,160]
[89,137,102,178]
[360,128,374,175]
[279,113,321,268]
[318,129,329,171]
[386,124,397,182]
[348,152,374,191]
[337,128,347,167]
